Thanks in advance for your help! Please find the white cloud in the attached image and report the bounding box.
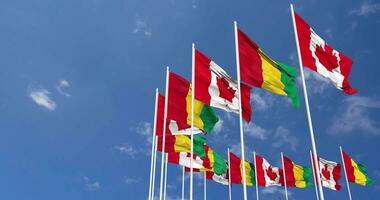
[244,122,269,140]
[300,69,330,95]
[114,143,138,158]
[213,118,223,135]
[136,122,153,143]
[83,176,100,191]
[124,177,141,184]
[328,96,380,135]
[350,1,380,16]
[191,0,198,8]
[133,19,152,37]
[251,92,274,111]
[56,79,71,97]
[29,88,56,111]
[262,187,292,198]
[271,126,299,152]
[324,28,333,39]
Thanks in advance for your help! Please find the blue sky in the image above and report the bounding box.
[0,0,379,199]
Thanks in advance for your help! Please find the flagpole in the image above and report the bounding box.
[281,152,289,200]
[234,20,248,200]
[290,4,325,200]
[182,166,185,200]
[190,42,195,200]
[310,150,320,200]
[163,153,168,200]
[253,151,259,200]
[159,67,170,200]
[204,172,207,200]
[149,89,159,200]
[228,148,232,200]
[340,146,353,200]
[152,135,158,200]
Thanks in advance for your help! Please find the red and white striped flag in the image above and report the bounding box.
[294,12,357,95]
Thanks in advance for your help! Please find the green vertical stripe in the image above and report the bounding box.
[192,135,206,158]
[213,151,227,175]
[200,104,219,133]
[358,164,373,185]
[302,166,313,187]
[249,163,256,185]
[278,63,300,107]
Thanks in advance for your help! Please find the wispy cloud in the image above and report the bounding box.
[83,176,100,191]
[133,19,152,37]
[114,143,138,158]
[56,79,71,97]
[328,96,380,135]
[213,118,224,135]
[244,122,269,140]
[272,126,299,152]
[251,91,276,111]
[300,69,330,95]
[191,0,198,9]
[262,187,292,198]
[136,122,153,143]
[124,176,141,184]
[29,88,56,111]
[349,1,380,16]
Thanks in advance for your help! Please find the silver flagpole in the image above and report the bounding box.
[281,152,289,200]
[204,172,207,200]
[190,43,195,200]
[159,67,170,200]
[149,89,159,200]
[228,148,232,200]
[310,151,320,200]
[233,20,248,200]
[182,166,185,200]
[163,154,168,200]
[290,4,325,200]
[340,146,353,200]
[152,135,158,200]
[253,152,259,200]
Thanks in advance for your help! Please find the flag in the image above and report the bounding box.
[157,135,206,157]
[168,72,219,134]
[206,171,229,185]
[255,154,284,187]
[283,155,312,188]
[294,12,357,95]
[314,156,342,190]
[229,152,255,186]
[195,49,252,122]
[342,151,372,186]
[167,152,206,169]
[237,28,300,107]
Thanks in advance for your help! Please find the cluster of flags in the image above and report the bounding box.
[147,4,371,200]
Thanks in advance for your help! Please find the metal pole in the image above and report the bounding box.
[340,146,353,200]
[190,43,195,200]
[149,89,159,200]
[182,166,185,200]
[310,151,320,200]
[204,172,207,200]
[163,154,168,200]
[233,20,248,200]
[228,148,232,200]
[290,4,324,200]
[253,152,259,200]
[159,67,170,200]
[152,136,158,200]
[281,152,289,200]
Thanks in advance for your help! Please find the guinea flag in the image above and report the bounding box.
[167,72,219,134]
[157,135,206,157]
[237,28,300,107]
[195,49,252,122]
[293,12,357,95]
[229,152,255,186]
[255,154,284,187]
[342,151,372,186]
[283,155,312,188]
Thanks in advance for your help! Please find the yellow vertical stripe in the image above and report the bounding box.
[293,163,307,188]
[239,160,253,186]
[259,49,287,96]
[351,159,367,185]
[186,85,205,129]
[173,135,191,153]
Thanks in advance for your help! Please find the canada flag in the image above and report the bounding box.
[294,12,357,95]
[312,156,342,190]
[255,154,284,187]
